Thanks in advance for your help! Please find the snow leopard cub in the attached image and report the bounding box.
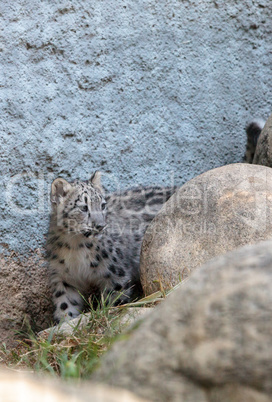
[47,171,175,322]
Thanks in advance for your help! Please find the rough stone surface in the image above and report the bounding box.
[0,369,147,402]
[141,163,272,295]
[1,0,272,259]
[94,240,272,402]
[253,113,272,166]
[0,253,53,347]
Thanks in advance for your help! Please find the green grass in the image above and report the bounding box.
[0,284,181,380]
[0,296,129,379]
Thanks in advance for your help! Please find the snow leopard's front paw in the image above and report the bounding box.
[52,280,84,323]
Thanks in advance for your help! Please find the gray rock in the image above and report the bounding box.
[141,163,272,295]
[94,240,272,402]
[253,113,272,166]
[38,307,152,339]
[0,368,147,402]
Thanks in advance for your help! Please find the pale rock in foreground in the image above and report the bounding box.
[141,163,272,295]
[0,368,148,402]
[94,240,272,401]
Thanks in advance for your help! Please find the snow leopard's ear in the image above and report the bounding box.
[89,171,103,193]
[51,178,72,204]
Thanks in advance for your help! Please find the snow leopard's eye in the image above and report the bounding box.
[79,205,88,213]
[101,202,106,211]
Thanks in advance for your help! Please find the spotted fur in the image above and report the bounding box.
[47,172,176,322]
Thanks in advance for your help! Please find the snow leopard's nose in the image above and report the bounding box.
[92,213,106,231]
[95,223,106,231]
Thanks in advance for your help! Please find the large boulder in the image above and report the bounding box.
[94,240,272,402]
[141,163,272,295]
[0,252,53,347]
[253,113,272,166]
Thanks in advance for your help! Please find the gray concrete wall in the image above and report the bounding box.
[1,0,271,256]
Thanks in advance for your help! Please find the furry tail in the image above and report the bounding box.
[244,119,265,163]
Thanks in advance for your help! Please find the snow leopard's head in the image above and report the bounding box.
[50,171,107,237]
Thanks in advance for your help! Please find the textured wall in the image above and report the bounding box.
[0,0,271,256]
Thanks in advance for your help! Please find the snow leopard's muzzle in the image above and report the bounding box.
[83,223,107,238]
